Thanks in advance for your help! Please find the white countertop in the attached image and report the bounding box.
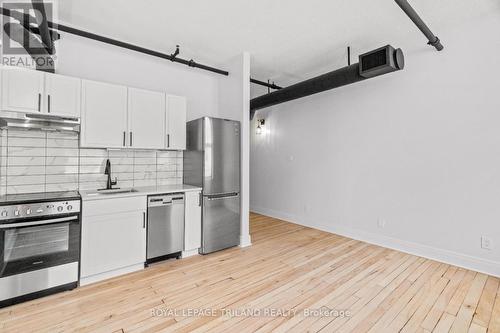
[80,184,202,201]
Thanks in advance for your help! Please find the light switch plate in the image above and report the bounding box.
[481,236,492,250]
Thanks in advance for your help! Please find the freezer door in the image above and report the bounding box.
[203,118,240,195]
[201,193,240,254]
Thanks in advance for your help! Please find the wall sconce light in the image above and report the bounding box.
[256,119,265,135]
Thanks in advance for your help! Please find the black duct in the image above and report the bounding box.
[250,45,404,118]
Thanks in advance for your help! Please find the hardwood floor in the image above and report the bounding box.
[1,213,499,332]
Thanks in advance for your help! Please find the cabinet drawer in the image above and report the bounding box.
[83,196,146,217]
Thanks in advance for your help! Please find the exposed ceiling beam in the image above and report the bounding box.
[250,45,405,118]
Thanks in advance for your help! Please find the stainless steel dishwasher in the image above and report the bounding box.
[147,193,185,264]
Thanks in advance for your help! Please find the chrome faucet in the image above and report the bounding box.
[104,159,118,190]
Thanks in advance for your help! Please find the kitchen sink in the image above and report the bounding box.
[95,188,139,194]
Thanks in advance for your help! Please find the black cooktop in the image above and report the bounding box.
[0,191,81,206]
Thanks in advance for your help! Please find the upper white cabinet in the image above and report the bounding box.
[1,66,81,117]
[81,85,187,150]
[1,66,44,113]
[45,73,81,118]
[0,67,188,150]
[81,80,128,148]
[128,88,166,150]
[166,95,187,150]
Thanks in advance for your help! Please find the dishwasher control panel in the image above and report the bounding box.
[148,193,184,207]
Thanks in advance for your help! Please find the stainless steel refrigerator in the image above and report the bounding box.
[184,117,241,254]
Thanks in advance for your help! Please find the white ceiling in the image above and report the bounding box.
[56,0,498,85]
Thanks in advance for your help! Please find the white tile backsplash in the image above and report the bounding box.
[0,129,183,195]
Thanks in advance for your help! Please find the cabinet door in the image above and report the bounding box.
[184,191,202,251]
[81,80,128,148]
[128,88,165,149]
[166,95,187,150]
[45,73,81,118]
[81,211,146,278]
[1,66,44,113]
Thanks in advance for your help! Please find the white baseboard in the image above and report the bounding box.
[80,263,145,286]
[251,206,500,278]
[239,234,252,248]
[182,248,200,258]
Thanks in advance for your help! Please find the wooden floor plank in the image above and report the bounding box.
[489,284,500,333]
[471,276,499,328]
[0,213,497,333]
[449,273,488,333]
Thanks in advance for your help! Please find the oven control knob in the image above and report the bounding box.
[1,211,7,217]
[14,210,20,216]
[67,205,73,211]
[26,209,32,215]
[57,206,64,212]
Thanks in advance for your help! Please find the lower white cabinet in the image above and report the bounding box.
[184,191,202,255]
[81,197,146,285]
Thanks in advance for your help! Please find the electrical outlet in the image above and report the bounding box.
[481,236,492,250]
[377,218,386,229]
[304,204,311,213]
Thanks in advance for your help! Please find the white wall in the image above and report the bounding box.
[218,53,252,247]
[250,15,500,276]
[56,34,220,121]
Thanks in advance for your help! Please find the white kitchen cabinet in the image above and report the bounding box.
[1,66,81,118]
[81,196,147,285]
[1,66,44,113]
[184,190,202,254]
[166,95,187,150]
[45,73,81,118]
[128,88,165,149]
[81,80,128,148]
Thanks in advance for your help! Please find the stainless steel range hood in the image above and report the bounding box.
[0,111,80,132]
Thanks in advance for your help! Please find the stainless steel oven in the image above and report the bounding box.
[0,192,81,308]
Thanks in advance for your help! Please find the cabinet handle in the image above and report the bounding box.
[38,93,41,112]
[143,212,146,229]
[123,131,126,146]
[47,94,51,113]
[167,134,170,148]
[130,131,133,147]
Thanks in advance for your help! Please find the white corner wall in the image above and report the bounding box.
[218,53,252,247]
[250,15,500,276]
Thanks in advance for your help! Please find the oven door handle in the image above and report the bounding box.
[0,216,78,229]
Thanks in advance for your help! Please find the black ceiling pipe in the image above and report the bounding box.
[31,0,54,54]
[45,21,230,76]
[394,0,443,51]
[250,45,404,118]
[250,78,282,90]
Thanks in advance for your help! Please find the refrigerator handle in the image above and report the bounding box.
[206,193,239,201]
